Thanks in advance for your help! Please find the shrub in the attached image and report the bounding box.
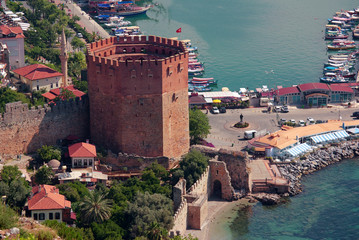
[199,139,215,148]
[234,122,249,128]
[0,203,18,229]
[35,230,55,240]
[44,220,94,240]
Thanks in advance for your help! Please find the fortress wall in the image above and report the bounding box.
[0,97,89,156]
[169,197,188,238]
[187,166,210,197]
[191,145,250,191]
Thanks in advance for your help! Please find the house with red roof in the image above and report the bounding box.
[68,142,97,168]
[0,25,25,70]
[274,82,354,107]
[13,64,64,91]
[41,85,86,102]
[28,185,74,223]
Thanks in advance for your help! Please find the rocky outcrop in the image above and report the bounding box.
[250,193,282,205]
[278,141,359,196]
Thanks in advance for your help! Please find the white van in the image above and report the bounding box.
[244,130,257,139]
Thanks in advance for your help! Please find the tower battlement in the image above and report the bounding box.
[86,35,189,158]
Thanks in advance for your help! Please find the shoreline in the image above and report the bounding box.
[278,139,359,196]
[183,198,252,240]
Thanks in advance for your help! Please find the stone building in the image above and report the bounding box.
[0,25,25,70]
[86,36,189,158]
[27,185,74,224]
[13,64,64,91]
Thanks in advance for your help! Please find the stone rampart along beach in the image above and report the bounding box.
[279,139,359,196]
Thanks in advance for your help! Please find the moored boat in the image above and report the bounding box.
[95,1,151,16]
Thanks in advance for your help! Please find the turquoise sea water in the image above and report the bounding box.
[210,159,359,240]
[124,1,359,239]
[131,0,359,91]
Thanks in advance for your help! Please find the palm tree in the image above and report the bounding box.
[78,190,112,225]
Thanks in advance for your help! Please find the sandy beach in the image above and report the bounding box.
[183,198,253,240]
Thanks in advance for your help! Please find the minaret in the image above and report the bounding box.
[59,29,68,87]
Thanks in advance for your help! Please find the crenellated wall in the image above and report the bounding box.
[187,166,210,196]
[169,197,188,237]
[87,35,189,159]
[0,97,89,156]
[170,158,237,235]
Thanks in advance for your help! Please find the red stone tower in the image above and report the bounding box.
[86,35,189,158]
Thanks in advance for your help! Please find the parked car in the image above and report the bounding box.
[281,105,289,113]
[274,106,282,112]
[316,120,325,124]
[307,117,315,125]
[219,107,226,113]
[77,32,83,38]
[211,107,220,114]
[290,119,296,124]
[279,118,286,125]
[298,120,305,127]
[352,111,359,118]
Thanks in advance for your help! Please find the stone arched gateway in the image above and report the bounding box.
[209,160,234,200]
[213,180,222,198]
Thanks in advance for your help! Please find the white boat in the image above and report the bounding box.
[104,16,131,28]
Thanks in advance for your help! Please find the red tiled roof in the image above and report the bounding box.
[41,92,57,100]
[72,90,86,98]
[0,25,25,38]
[13,64,63,81]
[50,88,61,96]
[28,185,71,210]
[329,84,354,93]
[68,142,97,158]
[45,85,85,101]
[298,82,330,92]
[275,86,300,96]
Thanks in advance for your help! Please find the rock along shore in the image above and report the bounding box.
[278,140,359,196]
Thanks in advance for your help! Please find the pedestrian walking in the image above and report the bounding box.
[240,113,244,122]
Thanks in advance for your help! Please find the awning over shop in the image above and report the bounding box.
[311,132,338,143]
[334,130,350,138]
[346,128,359,134]
[286,143,312,157]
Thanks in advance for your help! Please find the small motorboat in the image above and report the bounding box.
[320,76,350,83]
[189,77,218,85]
[104,16,131,28]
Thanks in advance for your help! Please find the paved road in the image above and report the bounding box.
[205,104,359,150]
[55,0,110,39]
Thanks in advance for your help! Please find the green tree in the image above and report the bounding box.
[91,220,125,240]
[71,37,86,51]
[57,181,90,203]
[145,162,169,180]
[172,149,209,188]
[0,88,31,113]
[7,179,31,209]
[68,52,87,79]
[189,108,211,144]
[35,165,54,185]
[0,165,22,184]
[37,145,61,163]
[145,222,169,240]
[0,181,9,197]
[73,80,88,93]
[78,190,112,225]
[54,88,76,102]
[125,192,173,238]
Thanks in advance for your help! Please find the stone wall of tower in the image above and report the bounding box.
[87,36,189,158]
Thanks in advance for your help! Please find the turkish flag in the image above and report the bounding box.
[176,28,182,33]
